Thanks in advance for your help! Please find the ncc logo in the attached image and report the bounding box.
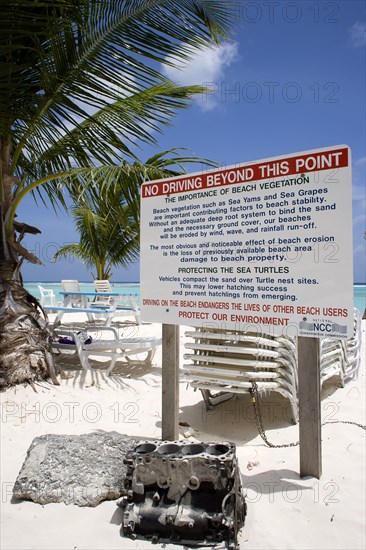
[299,319,348,335]
[313,322,333,333]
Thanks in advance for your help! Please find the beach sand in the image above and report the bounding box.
[1,314,365,550]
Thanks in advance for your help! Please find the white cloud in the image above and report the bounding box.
[355,156,366,166]
[162,42,239,111]
[353,213,366,227]
[352,181,366,202]
[348,21,366,48]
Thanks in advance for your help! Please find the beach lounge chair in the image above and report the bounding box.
[92,280,115,306]
[51,326,162,375]
[37,285,56,306]
[183,308,362,424]
[61,280,84,307]
[92,280,141,324]
[320,308,362,385]
[183,327,299,422]
[114,295,141,324]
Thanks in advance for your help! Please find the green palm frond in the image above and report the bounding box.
[53,189,140,278]
[33,82,210,173]
[1,0,238,269]
[53,243,89,263]
[1,0,237,169]
[52,147,217,278]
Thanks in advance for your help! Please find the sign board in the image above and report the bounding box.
[140,145,353,338]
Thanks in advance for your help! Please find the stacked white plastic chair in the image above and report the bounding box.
[182,327,299,423]
[319,337,346,387]
[183,308,361,424]
[320,308,362,386]
[342,308,362,382]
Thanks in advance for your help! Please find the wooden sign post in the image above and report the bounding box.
[298,336,322,479]
[161,324,180,440]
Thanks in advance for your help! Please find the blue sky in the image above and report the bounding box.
[20,0,366,283]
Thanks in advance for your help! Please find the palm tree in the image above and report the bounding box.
[54,200,138,282]
[53,172,141,282]
[0,0,236,388]
[54,150,212,280]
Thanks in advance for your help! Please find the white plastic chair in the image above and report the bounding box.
[93,280,141,324]
[183,327,299,423]
[183,308,361,424]
[37,285,56,306]
[94,279,113,293]
[60,280,83,307]
[92,280,115,306]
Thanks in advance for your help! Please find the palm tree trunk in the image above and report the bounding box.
[0,253,59,389]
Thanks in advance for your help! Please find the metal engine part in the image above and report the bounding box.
[118,440,246,549]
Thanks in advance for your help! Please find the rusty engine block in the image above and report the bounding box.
[118,440,246,549]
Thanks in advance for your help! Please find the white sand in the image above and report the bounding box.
[1,314,365,550]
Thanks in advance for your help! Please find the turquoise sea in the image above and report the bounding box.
[24,282,366,316]
[24,281,140,305]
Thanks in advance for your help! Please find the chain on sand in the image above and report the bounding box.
[249,381,366,449]
[249,381,299,448]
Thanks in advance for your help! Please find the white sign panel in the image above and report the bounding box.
[140,145,353,338]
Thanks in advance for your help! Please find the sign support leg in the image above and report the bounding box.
[162,324,180,440]
[298,336,322,479]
